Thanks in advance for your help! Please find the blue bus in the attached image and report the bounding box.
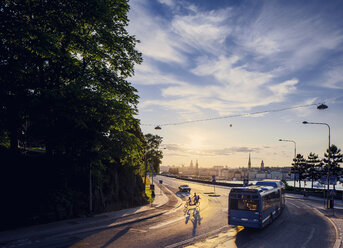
[228,184,284,228]
[256,179,286,207]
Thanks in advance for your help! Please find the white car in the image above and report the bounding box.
[179,185,191,192]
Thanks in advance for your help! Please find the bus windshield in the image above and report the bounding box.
[230,199,259,211]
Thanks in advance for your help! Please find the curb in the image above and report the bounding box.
[0,182,173,246]
[291,196,342,248]
[312,208,341,248]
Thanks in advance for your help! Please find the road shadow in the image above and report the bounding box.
[184,207,202,237]
[176,191,190,199]
[208,194,221,197]
[100,226,131,248]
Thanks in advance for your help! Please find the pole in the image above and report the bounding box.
[279,139,296,190]
[152,165,154,185]
[89,163,92,214]
[144,154,148,191]
[303,122,331,209]
[327,124,331,210]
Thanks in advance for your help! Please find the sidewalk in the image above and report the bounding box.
[287,193,343,248]
[0,184,169,247]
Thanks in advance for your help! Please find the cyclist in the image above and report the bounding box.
[193,193,199,204]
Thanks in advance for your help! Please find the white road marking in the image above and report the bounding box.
[287,201,300,208]
[165,225,229,248]
[149,216,185,230]
[301,227,315,248]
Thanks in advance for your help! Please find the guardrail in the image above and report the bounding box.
[161,174,244,187]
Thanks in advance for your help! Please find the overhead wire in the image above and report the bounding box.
[140,102,323,127]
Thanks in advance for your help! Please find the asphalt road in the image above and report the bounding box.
[4,176,336,248]
[67,175,231,248]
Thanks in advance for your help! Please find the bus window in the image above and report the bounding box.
[230,199,259,211]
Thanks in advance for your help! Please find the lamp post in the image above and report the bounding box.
[302,121,331,208]
[144,151,149,191]
[279,139,297,188]
[279,139,296,158]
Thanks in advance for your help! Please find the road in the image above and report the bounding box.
[1,176,336,248]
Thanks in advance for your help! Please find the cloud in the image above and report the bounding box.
[130,0,342,124]
[157,0,174,7]
[269,79,298,98]
[128,1,187,64]
[132,60,187,86]
[145,56,300,113]
[321,65,343,89]
[163,143,262,157]
[235,2,343,71]
[171,8,231,55]
[289,97,319,118]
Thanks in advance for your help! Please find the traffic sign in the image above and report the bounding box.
[329,189,336,196]
[212,175,216,183]
[320,176,337,185]
[330,176,337,185]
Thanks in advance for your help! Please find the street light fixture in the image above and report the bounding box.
[317,103,328,110]
[278,139,296,158]
[302,121,331,208]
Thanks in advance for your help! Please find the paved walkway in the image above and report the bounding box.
[287,193,343,248]
[0,183,169,247]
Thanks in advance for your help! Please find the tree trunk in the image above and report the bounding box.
[9,127,18,152]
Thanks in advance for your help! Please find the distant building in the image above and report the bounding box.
[256,172,266,179]
[271,171,282,179]
[261,160,264,170]
[248,170,257,179]
[248,153,251,170]
[221,169,231,178]
[213,165,224,170]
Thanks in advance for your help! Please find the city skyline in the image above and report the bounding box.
[128,0,343,167]
[162,154,286,169]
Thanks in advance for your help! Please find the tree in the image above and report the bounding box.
[323,145,343,189]
[306,153,323,189]
[144,134,163,175]
[291,154,307,190]
[0,0,142,156]
[0,0,147,223]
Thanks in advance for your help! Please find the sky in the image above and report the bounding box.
[127,0,343,168]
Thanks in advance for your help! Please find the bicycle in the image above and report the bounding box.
[184,195,200,209]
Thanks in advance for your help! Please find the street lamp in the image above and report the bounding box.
[302,121,331,208]
[279,139,296,158]
[317,103,328,110]
[279,139,297,188]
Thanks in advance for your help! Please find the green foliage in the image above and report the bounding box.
[0,0,142,156]
[0,0,147,226]
[144,178,154,204]
[291,154,307,189]
[144,134,163,174]
[323,144,343,178]
[306,152,322,188]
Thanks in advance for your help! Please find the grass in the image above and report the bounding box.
[144,178,154,204]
